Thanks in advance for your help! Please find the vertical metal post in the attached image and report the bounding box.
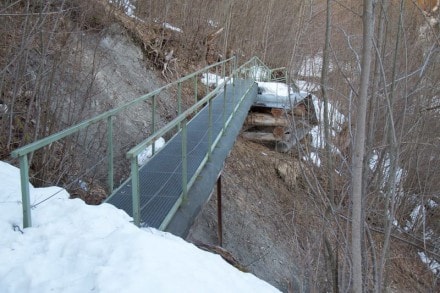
[222,82,227,134]
[252,58,256,80]
[181,118,188,200]
[215,66,219,87]
[107,115,114,193]
[151,95,156,154]
[205,70,209,94]
[194,76,198,104]
[231,58,236,108]
[178,82,182,130]
[233,57,237,86]
[131,157,141,227]
[217,174,223,247]
[208,99,213,159]
[19,155,32,228]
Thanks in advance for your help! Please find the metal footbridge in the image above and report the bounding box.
[107,78,256,234]
[11,57,286,236]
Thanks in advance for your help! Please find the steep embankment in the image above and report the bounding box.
[188,138,314,291]
[188,137,438,292]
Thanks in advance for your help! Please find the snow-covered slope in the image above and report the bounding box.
[0,161,279,293]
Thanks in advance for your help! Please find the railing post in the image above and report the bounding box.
[217,174,223,247]
[205,70,209,94]
[233,57,237,86]
[253,57,257,80]
[178,82,182,130]
[107,115,114,193]
[208,99,213,159]
[194,76,198,104]
[19,155,32,228]
[151,95,156,154]
[181,118,188,200]
[222,82,227,135]
[131,157,141,227]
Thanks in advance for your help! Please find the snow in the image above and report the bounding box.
[208,19,219,27]
[301,96,346,166]
[296,80,320,93]
[298,55,336,78]
[418,252,440,276]
[242,66,270,81]
[162,22,183,33]
[369,152,379,170]
[312,98,346,133]
[0,161,279,293]
[302,152,321,167]
[108,0,183,33]
[200,72,232,87]
[257,82,292,97]
[298,55,323,78]
[109,0,135,17]
[137,137,165,166]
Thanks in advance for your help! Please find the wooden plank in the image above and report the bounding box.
[271,108,285,118]
[246,112,290,127]
[242,132,277,142]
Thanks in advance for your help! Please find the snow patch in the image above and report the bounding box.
[208,19,219,27]
[0,161,279,292]
[418,251,440,276]
[201,73,232,87]
[257,82,292,97]
[163,22,183,33]
[296,80,320,92]
[137,137,166,166]
[109,0,135,17]
[303,151,321,167]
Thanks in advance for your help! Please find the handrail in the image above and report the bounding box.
[124,57,268,227]
[10,55,280,228]
[10,57,235,158]
[11,56,236,228]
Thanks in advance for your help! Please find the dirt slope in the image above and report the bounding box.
[187,138,439,292]
[187,138,315,291]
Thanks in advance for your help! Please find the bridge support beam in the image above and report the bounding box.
[217,174,223,247]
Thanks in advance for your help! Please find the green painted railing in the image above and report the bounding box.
[11,56,278,228]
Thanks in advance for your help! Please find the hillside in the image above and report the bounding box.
[189,138,438,292]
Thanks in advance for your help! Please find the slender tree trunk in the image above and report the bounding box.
[378,1,404,291]
[321,3,339,291]
[365,1,389,292]
[321,0,335,207]
[352,0,375,292]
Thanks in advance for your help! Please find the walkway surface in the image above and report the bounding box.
[106,79,257,233]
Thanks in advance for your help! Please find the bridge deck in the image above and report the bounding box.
[106,79,257,230]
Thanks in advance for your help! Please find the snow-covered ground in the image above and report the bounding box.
[200,72,232,87]
[257,82,293,97]
[0,161,279,292]
[109,0,135,17]
[109,0,183,33]
[137,137,165,166]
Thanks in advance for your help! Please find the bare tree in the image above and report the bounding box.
[352,0,375,291]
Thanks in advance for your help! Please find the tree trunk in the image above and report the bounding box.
[352,0,375,292]
[321,0,334,206]
[365,1,389,292]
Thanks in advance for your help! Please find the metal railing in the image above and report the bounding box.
[10,56,276,228]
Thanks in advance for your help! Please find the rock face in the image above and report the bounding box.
[60,23,177,182]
